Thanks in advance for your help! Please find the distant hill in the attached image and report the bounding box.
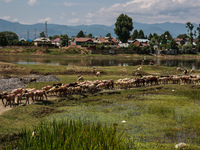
[0,19,197,40]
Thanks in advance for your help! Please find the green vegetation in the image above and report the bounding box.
[7,120,130,150]
[114,13,133,43]
[1,63,200,149]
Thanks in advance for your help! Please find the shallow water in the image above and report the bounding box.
[0,55,200,69]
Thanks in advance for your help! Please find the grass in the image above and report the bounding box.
[6,120,131,150]
[1,63,200,149]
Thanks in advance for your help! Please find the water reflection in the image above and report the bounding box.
[0,55,200,69]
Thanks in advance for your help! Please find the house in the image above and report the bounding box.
[94,37,118,48]
[74,38,94,45]
[34,37,51,46]
[52,38,61,47]
[174,38,188,46]
[132,39,150,47]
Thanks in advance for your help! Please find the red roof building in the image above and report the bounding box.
[74,38,94,45]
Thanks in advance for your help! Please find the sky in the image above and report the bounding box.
[0,0,200,26]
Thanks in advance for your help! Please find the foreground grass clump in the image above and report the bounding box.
[8,120,130,150]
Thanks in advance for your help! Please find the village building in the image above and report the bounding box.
[51,38,61,47]
[73,38,94,45]
[33,37,51,46]
[131,39,150,47]
[94,37,118,48]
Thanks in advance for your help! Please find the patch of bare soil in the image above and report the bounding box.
[31,107,62,118]
[0,101,12,115]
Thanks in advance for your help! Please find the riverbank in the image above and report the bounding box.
[1,47,200,59]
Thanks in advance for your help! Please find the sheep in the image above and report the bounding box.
[77,76,84,82]
[30,78,37,83]
[189,69,194,74]
[16,93,23,105]
[96,71,101,77]
[149,61,154,65]
[175,142,189,149]
[24,90,36,104]
[135,72,143,77]
[42,85,52,91]
[183,69,188,75]
[2,93,15,107]
[176,67,183,72]
[12,88,23,95]
[47,87,58,96]
[137,66,142,71]
[34,90,47,101]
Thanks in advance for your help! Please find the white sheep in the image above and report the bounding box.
[77,76,84,82]
[96,71,101,77]
[137,66,142,71]
[175,142,189,149]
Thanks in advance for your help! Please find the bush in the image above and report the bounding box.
[182,43,193,54]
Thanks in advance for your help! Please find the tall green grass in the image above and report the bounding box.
[7,120,131,150]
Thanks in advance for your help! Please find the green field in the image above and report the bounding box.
[0,62,200,149]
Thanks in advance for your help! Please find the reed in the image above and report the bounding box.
[7,120,131,150]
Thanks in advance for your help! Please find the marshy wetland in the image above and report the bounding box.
[0,54,200,149]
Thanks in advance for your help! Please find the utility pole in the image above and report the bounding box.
[45,21,48,38]
[27,30,29,41]
[34,28,36,39]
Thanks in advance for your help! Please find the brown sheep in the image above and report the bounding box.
[30,78,37,83]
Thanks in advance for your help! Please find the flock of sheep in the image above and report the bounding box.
[0,66,199,108]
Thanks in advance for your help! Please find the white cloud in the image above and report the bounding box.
[0,16,11,20]
[38,17,52,23]
[86,13,95,19]
[94,0,200,25]
[28,0,37,6]
[13,18,19,22]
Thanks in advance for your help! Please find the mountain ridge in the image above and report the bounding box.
[0,19,197,40]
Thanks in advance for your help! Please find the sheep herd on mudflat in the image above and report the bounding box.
[0,67,199,107]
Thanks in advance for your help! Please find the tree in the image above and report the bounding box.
[60,34,69,47]
[196,24,200,51]
[114,13,133,43]
[40,32,45,38]
[177,34,189,39]
[160,31,173,44]
[131,29,138,40]
[186,22,194,45]
[167,39,178,50]
[138,30,145,39]
[0,32,8,46]
[106,33,111,38]
[87,33,93,38]
[76,30,85,37]
[2,31,18,43]
[148,33,153,40]
[49,35,60,40]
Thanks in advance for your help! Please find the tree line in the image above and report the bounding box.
[1,13,200,54]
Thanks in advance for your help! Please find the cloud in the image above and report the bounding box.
[38,17,52,23]
[13,18,19,22]
[0,16,11,20]
[28,0,37,6]
[94,0,200,24]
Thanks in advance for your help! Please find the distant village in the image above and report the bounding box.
[0,21,199,55]
[31,35,194,55]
